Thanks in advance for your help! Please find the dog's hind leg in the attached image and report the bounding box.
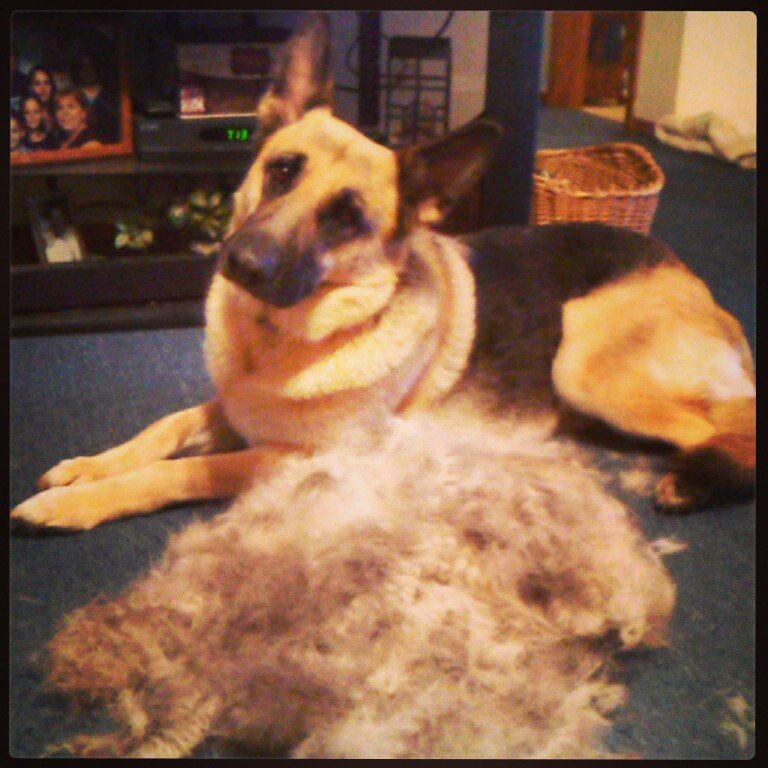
[12,443,298,530]
[556,367,754,512]
[552,264,755,512]
[38,399,242,490]
[655,395,755,512]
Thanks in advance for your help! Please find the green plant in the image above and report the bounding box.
[114,219,155,251]
[167,189,232,255]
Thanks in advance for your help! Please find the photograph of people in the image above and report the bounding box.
[10,111,30,155]
[38,204,86,263]
[11,43,28,111]
[26,193,87,263]
[70,48,119,143]
[26,65,57,131]
[53,87,103,149]
[21,94,60,151]
[11,18,128,164]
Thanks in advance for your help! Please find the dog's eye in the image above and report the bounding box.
[319,189,366,240]
[263,154,306,198]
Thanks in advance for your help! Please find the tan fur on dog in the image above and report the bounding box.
[10,15,493,530]
[204,228,476,449]
[553,262,755,447]
[46,402,675,759]
[12,12,753,529]
[551,259,755,508]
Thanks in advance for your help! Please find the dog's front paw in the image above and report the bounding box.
[38,456,112,490]
[11,486,105,531]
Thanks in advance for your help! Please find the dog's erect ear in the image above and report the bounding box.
[257,12,334,133]
[397,118,504,228]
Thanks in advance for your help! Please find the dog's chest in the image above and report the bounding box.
[204,275,441,448]
[216,332,439,448]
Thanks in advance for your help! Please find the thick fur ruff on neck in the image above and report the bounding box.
[46,398,675,759]
[203,229,476,448]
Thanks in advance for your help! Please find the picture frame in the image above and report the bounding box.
[26,193,88,264]
[11,13,133,166]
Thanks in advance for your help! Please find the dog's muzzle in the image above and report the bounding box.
[218,228,322,308]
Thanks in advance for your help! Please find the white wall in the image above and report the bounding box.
[633,11,686,124]
[674,11,756,133]
[278,12,758,137]
[539,11,756,133]
[634,11,755,132]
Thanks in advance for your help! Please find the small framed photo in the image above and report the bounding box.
[11,13,133,166]
[26,193,88,264]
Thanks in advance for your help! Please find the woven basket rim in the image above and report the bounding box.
[533,142,665,196]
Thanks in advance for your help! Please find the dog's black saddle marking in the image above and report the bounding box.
[464,223,674,411]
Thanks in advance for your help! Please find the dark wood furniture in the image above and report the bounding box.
[482,11,544,227]
[11,154,252,335]
[11,11,544,335]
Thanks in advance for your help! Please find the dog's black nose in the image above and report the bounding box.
[219,229,276,287]
[221,245,265,285]
[218,231,322,308]
[220,246,262,291]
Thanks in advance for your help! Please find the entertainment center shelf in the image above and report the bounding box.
[10,9,290,336]
[12,10,538,337]
[11,252,215,336]
[11,154,253,178]
[11,152,250,336]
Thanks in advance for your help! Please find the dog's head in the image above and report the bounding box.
[219,13,502,308]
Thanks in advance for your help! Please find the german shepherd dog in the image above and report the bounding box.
[11,14,755,531]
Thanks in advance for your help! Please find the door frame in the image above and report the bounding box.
[545,11,644,129]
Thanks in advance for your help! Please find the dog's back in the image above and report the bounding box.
[12,13,754,531]
[465,223,677,412]
[464,222,755,510]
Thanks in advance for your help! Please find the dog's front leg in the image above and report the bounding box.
[12,444,298,530]
[38,399,240,490]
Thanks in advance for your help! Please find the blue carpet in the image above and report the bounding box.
[9,108,755,758]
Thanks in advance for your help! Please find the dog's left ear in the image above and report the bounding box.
[397,118,504,227]
[257,12,334,133]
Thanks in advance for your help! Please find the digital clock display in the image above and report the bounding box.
[199,127,254,143]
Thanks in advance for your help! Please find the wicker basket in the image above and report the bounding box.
[531,143,665,235]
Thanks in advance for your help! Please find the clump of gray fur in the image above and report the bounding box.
[47,400,675,758]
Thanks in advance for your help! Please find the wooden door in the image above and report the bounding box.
[545,11,591,109]
[545,11,643,127]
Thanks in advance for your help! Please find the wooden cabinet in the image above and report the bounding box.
[11,154,251,335]
[10,10,291,335]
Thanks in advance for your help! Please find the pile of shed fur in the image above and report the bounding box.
[47,397,675,758]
